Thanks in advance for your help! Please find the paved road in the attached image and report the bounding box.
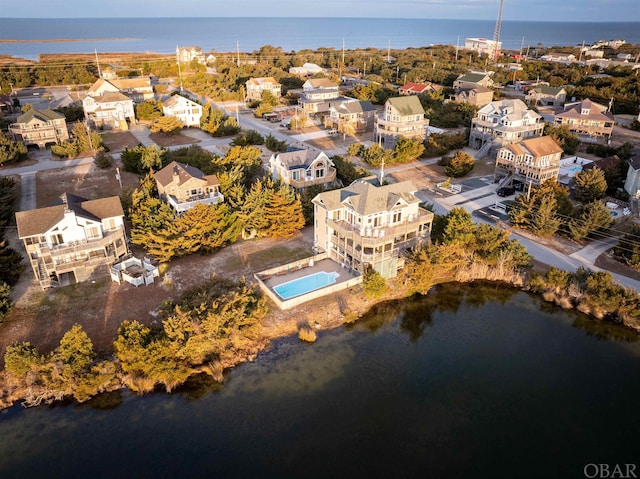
[416,189,640,292]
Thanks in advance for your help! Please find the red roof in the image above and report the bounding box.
[399,82,430,94]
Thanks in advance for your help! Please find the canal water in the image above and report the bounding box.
[0,283,638,479]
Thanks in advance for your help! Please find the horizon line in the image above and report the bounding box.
[1,17,639,23]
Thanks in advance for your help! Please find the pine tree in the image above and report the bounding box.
[129,174,176,247]
[265,183,305,238]
[238,178,271,235]
[568,201,613,241]
[574,167,608,203]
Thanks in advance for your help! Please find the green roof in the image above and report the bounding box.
[16,107,65,124]
[387,96,425,116]
[458,73,489,83]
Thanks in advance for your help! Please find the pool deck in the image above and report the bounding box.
[255,255,361,310]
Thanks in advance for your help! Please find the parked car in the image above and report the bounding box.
[513,180,525,191]
[497,187,515,197]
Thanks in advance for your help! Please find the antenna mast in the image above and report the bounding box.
[493,0,504,62]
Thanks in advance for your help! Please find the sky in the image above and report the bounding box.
[1,0,639,22]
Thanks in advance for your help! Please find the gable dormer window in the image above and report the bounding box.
[581,108,590,115]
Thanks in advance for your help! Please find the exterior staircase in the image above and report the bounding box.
[477,140,493,159]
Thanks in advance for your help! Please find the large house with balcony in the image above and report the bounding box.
[554,98,615,142]
[269,148,337,191]
[245,77,282,102]
[312,178,434,279]
[177,46,206,65]
[15,193,129,290]
[454,72,494,90]
[298,78,341,115]
[450,86,494,107]
[162,95,203,127]
[495,135,563,188]
[325,99,377,133]
[375,96,429,148]
[83,91,135,130]
[8,108,69,149]
[87,77,154,104]
[469,99,544,153]
[154,161,223,213]
[525,85,567,107]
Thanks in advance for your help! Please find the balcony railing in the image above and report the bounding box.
[38,228,126,257]
[289,169,337,189]
[327,209,433,246]
[167,192,224,213]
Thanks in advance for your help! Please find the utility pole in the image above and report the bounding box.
[115,167,122,190]
[176,46,183,92]
[387,39,391,63]
[94,48,102,78]
[578,40,585,62]
[396,65,400,83]
[519,37,525,63]
[455,36,460,62]
[236,41,240,67]
[84,119,95,155]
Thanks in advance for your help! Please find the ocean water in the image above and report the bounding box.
[1,17,639,60]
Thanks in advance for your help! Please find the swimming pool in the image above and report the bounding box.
[274,271,339,300]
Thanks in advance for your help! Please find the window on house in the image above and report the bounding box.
[51,234,64,245]
[87,226,100,240]
[316,168,325,178]
[104,218,116,231]
[392,211,402,223]
[292,170,301,181]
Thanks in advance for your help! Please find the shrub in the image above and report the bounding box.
[443,151,474,177]
[362,268,387,298]
[298,325,317,343]
[0,281,11,323]
[94,151,114,169]
[265,134,287,152]
[347,143,364,157]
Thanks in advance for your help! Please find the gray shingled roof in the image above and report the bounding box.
[274,149,327,170]
[335,100,376,114]
[314,179,419,215]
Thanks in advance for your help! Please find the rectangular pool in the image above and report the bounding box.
[274,271,340,300]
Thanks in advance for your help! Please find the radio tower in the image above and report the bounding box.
[493,0,504,62]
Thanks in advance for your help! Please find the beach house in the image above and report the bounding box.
[312,178,434,278]
[554,98,615,142]
[15,193,129,289]
[8,108,69,149]
[269,148,337,191]
[162,95,203,127]
[469,99,544,153]
[494,136,563,188]
[245,77,282,102]
[154,161,223,213]
[375,96,429,148]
